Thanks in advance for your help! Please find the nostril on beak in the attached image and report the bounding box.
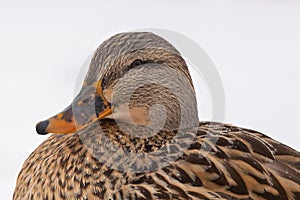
[36,120,50,135]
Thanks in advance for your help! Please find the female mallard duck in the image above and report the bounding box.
[14,32,300,200]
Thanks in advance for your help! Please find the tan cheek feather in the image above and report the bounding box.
[105,104,150,126]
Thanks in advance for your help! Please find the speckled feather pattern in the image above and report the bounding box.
[14,122,300,200]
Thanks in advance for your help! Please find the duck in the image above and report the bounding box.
[14,32,300,200]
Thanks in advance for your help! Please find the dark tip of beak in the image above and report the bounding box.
[36,120,49,135]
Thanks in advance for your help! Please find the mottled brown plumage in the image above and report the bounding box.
[14,32,300,200]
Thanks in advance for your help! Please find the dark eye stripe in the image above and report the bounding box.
[127,59,154,71]
[130,59,143,67]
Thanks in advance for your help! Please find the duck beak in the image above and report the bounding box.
[36,80,112,135]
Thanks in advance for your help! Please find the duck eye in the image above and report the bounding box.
[130,59,143,67]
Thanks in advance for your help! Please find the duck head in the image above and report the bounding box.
[36,32,198,135]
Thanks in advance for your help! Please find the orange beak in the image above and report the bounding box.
[36,80,112,135]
